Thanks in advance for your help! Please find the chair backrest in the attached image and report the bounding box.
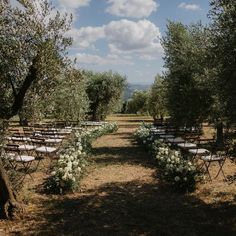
[197,138,215,152]
[4,144,20,153]
[31,137,45,146]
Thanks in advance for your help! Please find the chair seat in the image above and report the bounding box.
[18,145,36,151]
[178,143,197,149]
[167,137,185,144]
[36,146,57,153]
[201,155,224,162]
[48,135,65,139]
[11,137,30,141]
[189,148,210,155]
[45,138,62,144]
[15,155,35,162]
[160,134,175,139]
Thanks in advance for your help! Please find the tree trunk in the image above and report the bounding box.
[216,121,224,147]
[19,111,28,126]
[0,57,38,219]
[0,58,37,119]
[0,159,24,219]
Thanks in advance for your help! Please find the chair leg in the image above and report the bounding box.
[215,160,226,179]
[22,161,34,181]
[203,161,212,181]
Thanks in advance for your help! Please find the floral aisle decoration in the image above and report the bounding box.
[44,122,118,194]
[155,145,199,192]
[134,124,200,192]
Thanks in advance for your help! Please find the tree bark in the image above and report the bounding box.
[0,57,38,219]
[0,159,24,219]
[0,58,37,119]
[216,121,224,147]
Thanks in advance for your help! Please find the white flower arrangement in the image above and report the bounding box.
[134,124,200,192]
[45,122,118,194]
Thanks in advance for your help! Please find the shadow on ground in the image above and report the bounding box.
[92,145,156,168]
[91,130,155,168]
[27,180,236,236]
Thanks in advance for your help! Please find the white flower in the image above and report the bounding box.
[175,176,180,182]
[68,174,73,179]
[73,161,79,166]
[174,151,179,156]
[62,173,68,180]
[51,171,56,176]
[183,177,187,181]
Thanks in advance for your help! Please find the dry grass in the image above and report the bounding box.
[0,115,235,235]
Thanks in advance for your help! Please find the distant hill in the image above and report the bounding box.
[124,83,151,100]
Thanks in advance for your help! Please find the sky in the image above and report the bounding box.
[52,1,210,84]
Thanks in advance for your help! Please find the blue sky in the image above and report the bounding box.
[52,0,210,85]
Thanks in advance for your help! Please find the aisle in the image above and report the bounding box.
[73,126,159,235]
[80,127,156,191]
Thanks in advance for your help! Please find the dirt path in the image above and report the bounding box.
[80,127,156,191]
[1,122,235,235]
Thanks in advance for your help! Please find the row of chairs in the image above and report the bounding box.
[150,126,228,181]
[2,127,73,185]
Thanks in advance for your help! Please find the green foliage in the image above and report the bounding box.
[126,90,149,114]
[0,0,72,119]
[147,75,168,121]
[208,0,236,124]
[85,71,127,121]
[49,69,89,122]
[162,22,212,127]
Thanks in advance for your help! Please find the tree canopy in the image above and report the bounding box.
[85,71,127,121]
[0,0,72,119]
[162,21,212,127]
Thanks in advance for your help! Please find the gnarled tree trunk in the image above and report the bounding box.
[0,59,37,219]
[0,159,24,219]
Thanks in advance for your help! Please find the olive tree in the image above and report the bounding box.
[162,22,212,128]
[50,69,89,122]
[0,0,71,218]
[206,0,236,145]
[85,71,127,121]
[127,90,149,115]
[147,74,168,122]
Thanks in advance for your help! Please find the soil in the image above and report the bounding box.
[0,115,235,236]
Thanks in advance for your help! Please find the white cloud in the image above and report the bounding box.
[59,0,90,9]
[105,19,162,57]
[105,0,158,18]
[53,0,91,20]
[67,26,105,48]
[178,2,201,11]
[67,19,162,59]
[75,53,133,65]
